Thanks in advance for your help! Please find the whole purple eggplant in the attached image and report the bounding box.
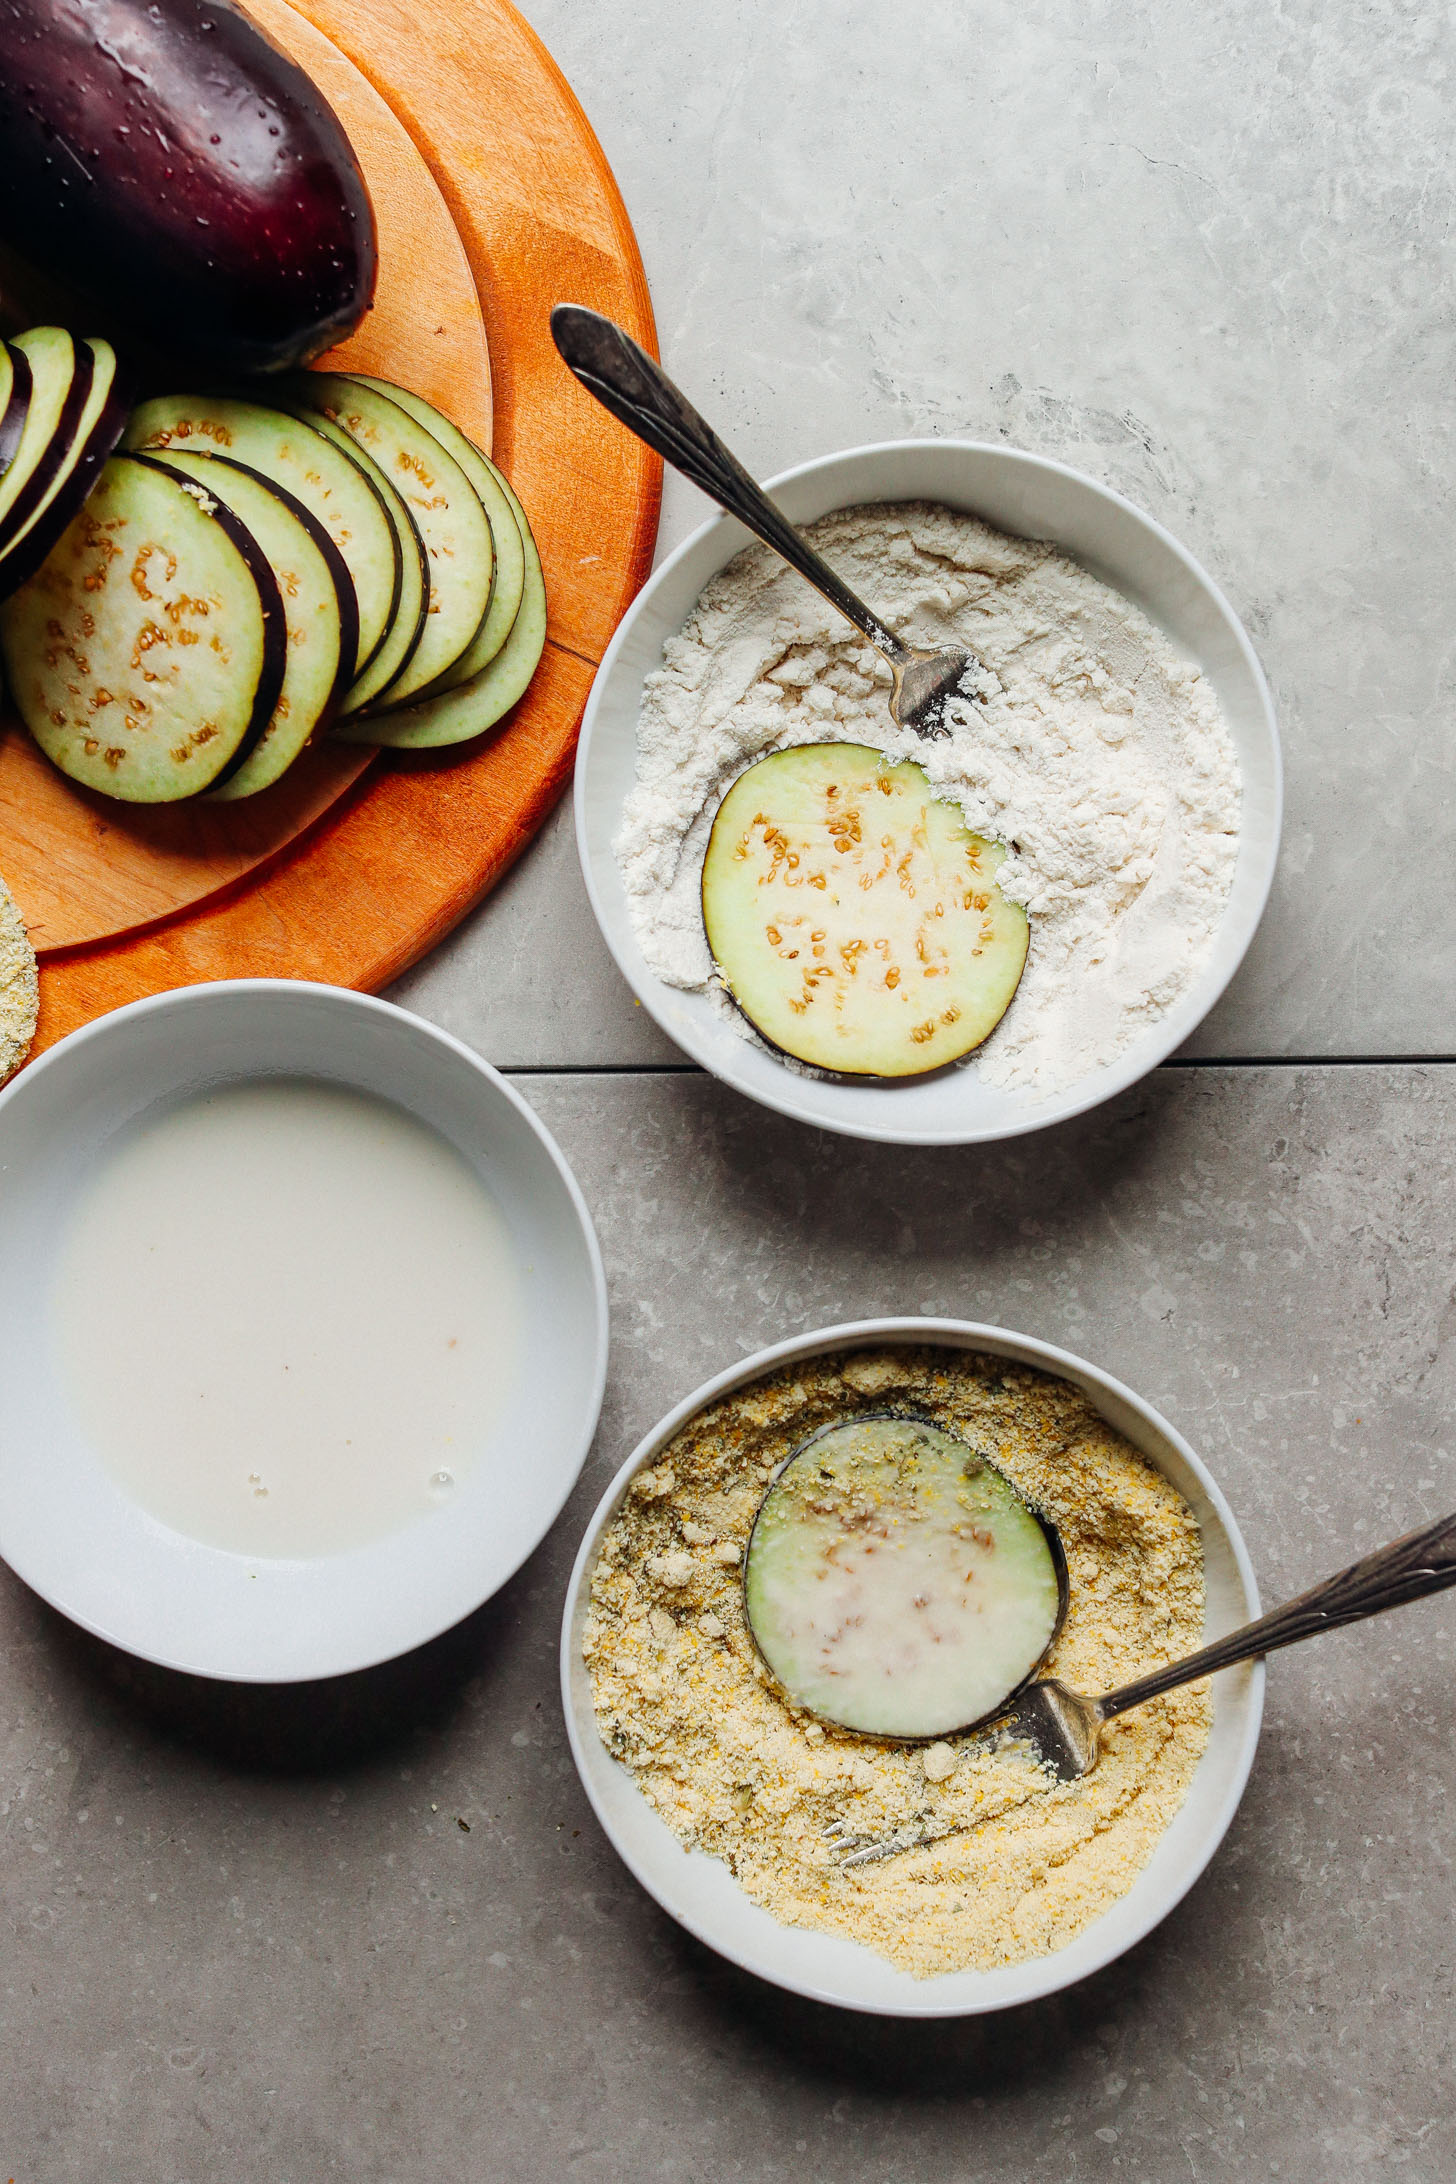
[0,0,377,375]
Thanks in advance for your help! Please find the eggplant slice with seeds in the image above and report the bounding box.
[284,373,491,704]
[1,453,284,802]
[0,337,129,600]
[123,395,393,683]
[701,743,1029,1077]
[146,449,354,799]
[338,468,545,749]
[345,374,525,693]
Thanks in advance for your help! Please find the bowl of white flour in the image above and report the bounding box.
[575,441,1280,1144]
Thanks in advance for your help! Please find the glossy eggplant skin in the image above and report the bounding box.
[0,0,377,376]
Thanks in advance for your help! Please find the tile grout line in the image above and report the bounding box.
[499,1055,1456,1077]
[1167,1054,1456,1068]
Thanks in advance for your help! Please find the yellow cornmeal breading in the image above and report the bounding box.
[584,1347,1211,1981]
[0,873,37,1087]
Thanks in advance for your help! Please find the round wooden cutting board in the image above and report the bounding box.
[19,0,660,1054]
[0,0,495,956]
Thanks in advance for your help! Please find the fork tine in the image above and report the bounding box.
[837,1838,910,1869]
[822,1682,1099,1866]
[992,1682,1098,1780]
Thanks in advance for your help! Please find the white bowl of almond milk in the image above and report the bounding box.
[575,440,1282,1145]
[0,983,607,1681]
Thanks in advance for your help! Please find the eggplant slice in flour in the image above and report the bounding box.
[0,453,285,802]
[701,744,1029,1077]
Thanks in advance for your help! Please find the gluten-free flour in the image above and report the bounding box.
[615,502,1241,1095]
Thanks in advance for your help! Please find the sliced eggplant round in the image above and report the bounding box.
[345,375,525,692]
[0,336,92,554]
[0,344,30,478]
[0,328,82,542]
[0,339,129,600]
[0,453,284,802]
[122,395,392,682]
[285,374,492,703]
[299,410,429,714]
[744,1415,1064,1739]
[145,449,352,800]
[337,473,545,748]
[701,744,1029,1078]
[181,454,358,719]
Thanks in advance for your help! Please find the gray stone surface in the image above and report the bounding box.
[390,799,680,1069]
[4,1065,1454,2181]
[16,1,1456,2173]
[390,0,1456,1064]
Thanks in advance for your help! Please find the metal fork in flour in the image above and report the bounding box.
[551,303,981,740]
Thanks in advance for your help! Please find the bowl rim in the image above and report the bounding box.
[560,1314,1266,2017]
[0,979,610,1682]
[574,435,1283,1147]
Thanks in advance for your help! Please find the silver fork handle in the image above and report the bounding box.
[550,303,904,661]
[1102,1509,1456,1719]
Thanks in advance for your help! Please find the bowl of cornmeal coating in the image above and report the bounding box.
[561,1318,1263,2017]
[575,439,1281,1146]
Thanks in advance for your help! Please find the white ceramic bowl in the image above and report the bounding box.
[562,1317,1263,2017]
[0,981,607,1683]
[576,440,1281,1145]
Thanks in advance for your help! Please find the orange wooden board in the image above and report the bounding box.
[22,0,659,1044]
[0,0,496,954]
[0,731,375,952]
